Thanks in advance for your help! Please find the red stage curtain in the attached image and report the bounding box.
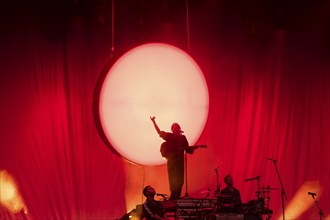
[0,5,329,220]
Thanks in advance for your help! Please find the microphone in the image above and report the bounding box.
[156,193,168,197]
[308,192,316,196]
[245,175,262,182]
[267,158,277,162]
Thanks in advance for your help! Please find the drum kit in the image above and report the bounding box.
[163,184,277,220]
[201,186,276,220]
[202,174,278,220]
[199,186,278,220]
[245,185,279,218]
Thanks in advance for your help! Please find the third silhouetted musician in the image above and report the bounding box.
[219,174,242,213]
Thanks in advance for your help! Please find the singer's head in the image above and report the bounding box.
[171,123,183,135]
[143,185,156,197]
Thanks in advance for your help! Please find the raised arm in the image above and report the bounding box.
[150,116,162,135]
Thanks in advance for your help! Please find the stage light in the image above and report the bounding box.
[97,43,209,165]
[0,170,27,214]
[119,205,143,220]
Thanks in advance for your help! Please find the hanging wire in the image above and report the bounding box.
[111,0,115,58]
[185,0,191,53]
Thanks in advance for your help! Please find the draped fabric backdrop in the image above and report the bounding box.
[0,1,329,220]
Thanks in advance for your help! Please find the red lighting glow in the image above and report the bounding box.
[99,43,209,165]
[278,181,322,220]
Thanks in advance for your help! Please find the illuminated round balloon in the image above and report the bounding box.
[98,43,209,165]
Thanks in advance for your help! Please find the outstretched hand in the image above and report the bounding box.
[150,116,162,135]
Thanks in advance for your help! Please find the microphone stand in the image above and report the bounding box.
[309,194,325,220]
[183,145,206,198]
[184,151,190,198]
[214,168,220,197]
[245,176,262,198]
[270,160,287,220]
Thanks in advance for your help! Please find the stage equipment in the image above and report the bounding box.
[256,185,280,211]
[246,198,273,216]
[119,204,143,220]
[214,167,221,197]
[161,196,273,220]
[205,213,245,220]
[243,213,262,220]
[267,158,287,220]
[183,145,207,198]
[245,175,262,198]
[308,192,325,220]
[162,198,217,219]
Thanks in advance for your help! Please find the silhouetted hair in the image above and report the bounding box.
[143,185,151,197]
[224,174,232,184]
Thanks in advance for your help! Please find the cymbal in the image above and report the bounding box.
[261,186,281,190]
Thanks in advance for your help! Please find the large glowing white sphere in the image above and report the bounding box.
[99,43,209,165]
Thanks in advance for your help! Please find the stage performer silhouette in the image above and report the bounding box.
[150,116,193,200]
[219,174,242,213]
[142,185,168,220]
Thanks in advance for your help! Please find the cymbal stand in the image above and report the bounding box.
[265,185,272,220]
[214,167,220,197]
[256,176,261,198]
[309,193,325,220]
[265,185,271,209]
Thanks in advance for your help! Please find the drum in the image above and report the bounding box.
[244,213,262,220]
[247,198,265,213]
